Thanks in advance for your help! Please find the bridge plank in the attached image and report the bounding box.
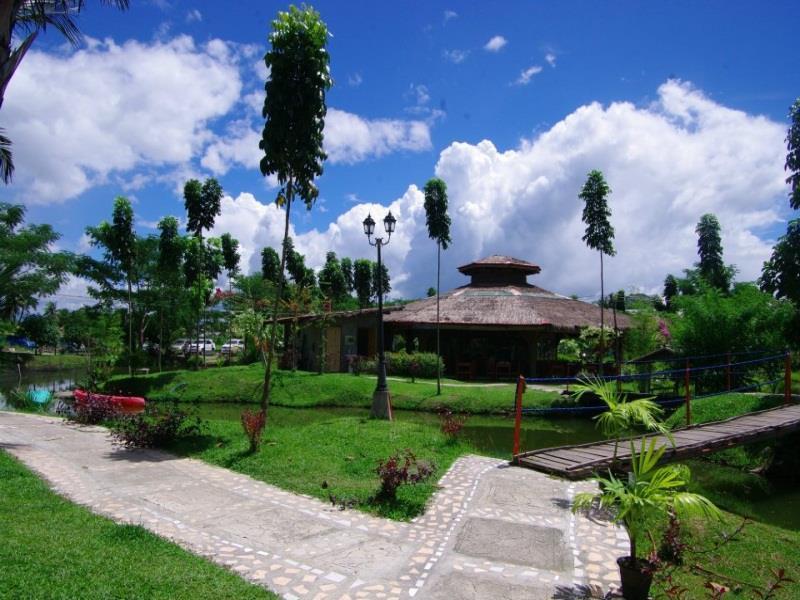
[513,404,800,479]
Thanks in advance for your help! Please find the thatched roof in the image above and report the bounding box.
[385,284,631,332]
[458,255,541,276]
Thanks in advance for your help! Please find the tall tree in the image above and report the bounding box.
[340,257,354,293]
[371,261,390,299]
[156,216,185,370]
[221,233,241,352]
[423,177,452,395]
[760,218,800,305]
[319,251,347,302]
[663,274,679,310]
[786,98,800,211]
[0,203,72,323]
[0,1,129,183]
[84,197,136,374]
[353,259,373,308]
[258,4,332,418]
[579,170,615,373]
[184,177,223,364]
[261,246,281,282]
[695,213,729,291]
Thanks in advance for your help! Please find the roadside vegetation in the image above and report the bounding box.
[0,451,275,600]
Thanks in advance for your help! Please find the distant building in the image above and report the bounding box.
[285,255,630,378]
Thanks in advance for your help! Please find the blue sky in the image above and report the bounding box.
[4,1,799,304]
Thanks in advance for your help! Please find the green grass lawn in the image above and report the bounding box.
[166,409,472,520]
[110,365,559,414]
[0,450,276,600]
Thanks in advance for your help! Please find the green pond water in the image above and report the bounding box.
[2,367,799,530]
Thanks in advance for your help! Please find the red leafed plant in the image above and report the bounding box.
[376,449,434,500]
[439,409,468,439]
[241,409,266,453]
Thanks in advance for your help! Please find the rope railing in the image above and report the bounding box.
[511,352,794,457]
[623,348,779,366]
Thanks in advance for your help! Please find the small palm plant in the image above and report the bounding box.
[574,375,670,461]
[573,438,721,599]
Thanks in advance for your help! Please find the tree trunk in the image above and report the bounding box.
[436,241,441,395]
[261,178,293,415]
[128,278,133,376]
[599,251,605,377]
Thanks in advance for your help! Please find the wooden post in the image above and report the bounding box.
[786,352,793,406]
[684,362,692,427]
[726,352,731,392]
[512,375,525,460]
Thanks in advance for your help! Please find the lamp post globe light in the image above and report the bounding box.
[363,210,396,420]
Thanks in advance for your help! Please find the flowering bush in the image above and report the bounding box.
[70,395,120,425]
[439,409,468,439]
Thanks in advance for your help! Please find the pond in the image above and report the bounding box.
[3,367,799,530]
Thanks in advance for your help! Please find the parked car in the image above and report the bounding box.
[170,338,190,354]
[186,340,215,355]
[220,339,245,355]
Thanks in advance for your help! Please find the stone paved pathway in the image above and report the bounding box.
[0,412,626,599]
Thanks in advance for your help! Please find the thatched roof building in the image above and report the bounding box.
[288,255,630,379]
[385,255,624,331]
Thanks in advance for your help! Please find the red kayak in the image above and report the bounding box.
[73,389,146,414]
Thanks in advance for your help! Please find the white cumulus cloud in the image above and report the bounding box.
[484,36,507,52]
[4,35,243,204]
[208,81,787,301]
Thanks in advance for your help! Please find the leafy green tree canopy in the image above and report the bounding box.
[663,274,678,309]
[157,216,184,279]
[579,170,615,256]
[760,218,800,305]
[427,287,436,297]
[786,97,800,210]
[340,257,354,292]
[423,178,452,249]
[184,178,223,238]
[319,251,347,301]
[372,261,390,299]
[0,203,72,321]
[695,213,730,291]
[220,233,240,276]
[259,4,332,208]
[353,259,372,308]
[261,246,281,282]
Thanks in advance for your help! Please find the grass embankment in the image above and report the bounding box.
[641,512,799,598]
[111,365,559,414]
[167,409,471,520]
[0,451,276,600]
[1,351,87,371]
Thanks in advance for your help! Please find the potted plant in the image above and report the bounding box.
[573,438,721,600]
[573,374,671,462]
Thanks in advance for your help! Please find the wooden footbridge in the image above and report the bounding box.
[513,403,800,479]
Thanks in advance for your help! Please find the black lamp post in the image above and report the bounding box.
[363,210,396,420]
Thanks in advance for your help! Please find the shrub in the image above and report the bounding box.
[439,409,468,439]
[361,351,443,379]
[70,395,120,425]
[109,405,202,448]
[375,449,434,500]
[241,409,266,453]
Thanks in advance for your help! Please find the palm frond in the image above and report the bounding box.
[0,130,13,184]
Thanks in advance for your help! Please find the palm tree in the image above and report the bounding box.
[573,375,669,461]
[423,178,451,395]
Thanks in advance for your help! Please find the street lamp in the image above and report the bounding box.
[363,210,396,420]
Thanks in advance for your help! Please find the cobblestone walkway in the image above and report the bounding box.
[0,412,626,599]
